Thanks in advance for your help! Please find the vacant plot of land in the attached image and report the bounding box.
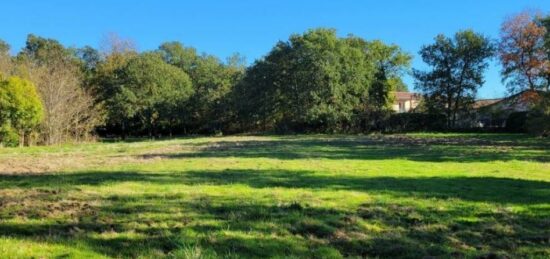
[0,133,549,258]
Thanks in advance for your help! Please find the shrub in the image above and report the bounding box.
[505,112,528,133]
[0,124,19,147]
[526,92,550,137]
[527,116,550,137]
[385,113,446,132]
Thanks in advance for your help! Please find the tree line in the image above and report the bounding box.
[0,11,549,146]
[415,11,550,130]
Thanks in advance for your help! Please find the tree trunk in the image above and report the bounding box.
[121,121,127,140]
[23,131,31,147]
[19,130,24,148]
[149,117,155,140]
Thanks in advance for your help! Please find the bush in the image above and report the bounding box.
[385,113,446,132]
[526,92,550,137]
[505,112,528,133]
[0,76,43,146]
[0,124,19,147]
[527,115,550,137]
[526,111,550,137]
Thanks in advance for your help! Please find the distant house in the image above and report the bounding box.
[474,90,543,128]
[388,90,543,128]
[392,92,421,113]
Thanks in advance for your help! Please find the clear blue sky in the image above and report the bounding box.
[1,0,549,98]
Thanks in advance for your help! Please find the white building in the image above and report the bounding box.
[392,92,421,113]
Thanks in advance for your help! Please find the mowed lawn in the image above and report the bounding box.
[0,134,549,258]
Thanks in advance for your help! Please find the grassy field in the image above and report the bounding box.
[0,133,549,258]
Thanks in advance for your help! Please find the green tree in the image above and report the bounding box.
[158,42,199,73]
[76,46,102,90]
[367,40,412,107]
[390,78,408,92]
[92,39,137,138]
[19,34,74,65]
[414,30,494,128]
[158,42,244,133]
[527,92,550,136]
[117,52,193,138]
[0,39,11,78]
[0,76,43,146]
[0,40,8,54]
[235,28,409,132]
[241,29,369,132]
[364,40,412,129]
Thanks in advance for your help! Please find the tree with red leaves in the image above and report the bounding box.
[498,11,549,93]
[541,15,550,90]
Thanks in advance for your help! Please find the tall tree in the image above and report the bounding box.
[158,42,198,73]
[414,30,494,128]
[540,15,550,89]
[235,28,408,132]
[0,40,8,54]
[76,46,102,89]
[364,40,412,128]
[16,34,104,144]
[92,35,137,137]
[158,42,244,133]
[367,40,412,107]
[116,52,193,138]
[0,39,11,78]
[20,34,74,64]
[499,11,549,92]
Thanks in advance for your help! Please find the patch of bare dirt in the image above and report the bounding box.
[0,155,90,175]
[0,144,192,175]
[0,189,97,220]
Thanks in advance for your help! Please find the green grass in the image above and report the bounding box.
[0,133,549,258]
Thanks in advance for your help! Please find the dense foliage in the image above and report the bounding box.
[0,40,10,77]
[386,113,447,132]
[1,13,549,144]
[499,11,549,92]
[16,35,104,145]
[0,76,43,146]
[157,42,245,134]
[117,52,194,137]
[526,91,550,136]
[235,29,410,133]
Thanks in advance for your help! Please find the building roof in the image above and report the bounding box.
[394,92,421,101]
[473,98,502,109]
[474,90,544,111]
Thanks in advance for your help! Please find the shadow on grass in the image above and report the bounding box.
[1,188,548,258]
[1,134,549,257]
[180,169,550,205]
[1,169,549,205]
[137,135,550,162]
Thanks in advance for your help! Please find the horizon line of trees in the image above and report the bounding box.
[414,11,550,129]
[1,11,549,146]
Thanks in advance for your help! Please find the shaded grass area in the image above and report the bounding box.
[2,170,549,205]
[138,134,550,162]
[0,133,549,258]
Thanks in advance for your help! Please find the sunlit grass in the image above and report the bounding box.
[0,133,549,258]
